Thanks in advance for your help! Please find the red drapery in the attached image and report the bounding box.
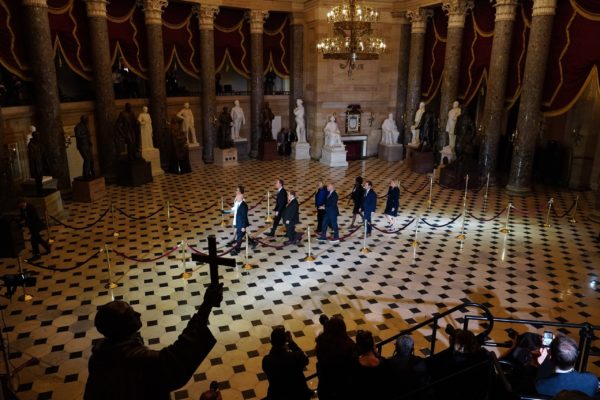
[505,0,532,108]
[162,2,200,78]
[263,12,289,77]
[214,8,250,78]
[421,7,447,102]
[107,0,148,79]
[0,0,29,79]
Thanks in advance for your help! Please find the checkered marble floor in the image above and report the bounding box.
[1,151,600,400]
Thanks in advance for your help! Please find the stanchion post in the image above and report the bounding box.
[111,202,119,238]
[456,175,469,240]
[484,173,490,200]
[305,226,315,262]
[266,191,273,223]
[220,197,226,227]
[44,211,54,244]
[427,173,433,209]
[16,256,32,302]
[166,200,174,232]
[543,198,553,228]
[180,240,192,279]
[243,229,253,270]
[412,216,421,247]
[103,244,118,289]
[360,219,370,254]
[569,195,579,224]
[500,203,512,234]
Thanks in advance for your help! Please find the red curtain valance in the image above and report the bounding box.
[162,2,200,78]
[421,7,447,102]
[263,12,289,78]
[0,0,29,79]
[214,8,250,78]
[505,0,532,108]
[107,0,148,79]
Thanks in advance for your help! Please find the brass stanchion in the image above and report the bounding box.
[180,240,192,279]
[360,220,370,254]
[243,230,253,270]
[500,203,512,234]
[543,198,553,228]
[220,197,226,227]
[44,211,54,244]
[427,173,434,209]
[166,200,174,232]
[111,202,119,238]
[16,256,32,302]
[456,175,469,240]
[103,245,118,289]
[483,173,490,200]
[412,216,421,247]
[266,191,273,223]
[305,226,315,262]
[569,195,579,224]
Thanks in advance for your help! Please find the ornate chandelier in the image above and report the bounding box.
[316,0,386,77]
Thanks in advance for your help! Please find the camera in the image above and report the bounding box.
[542,331,554,347]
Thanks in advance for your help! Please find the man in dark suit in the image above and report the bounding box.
[318,183,339,243]
[266,178,287,237]
[18,198,50,261]
[230,190,257,256]
[361,180,377,236]
[282,191,300,245]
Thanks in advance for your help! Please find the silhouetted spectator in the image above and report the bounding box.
[352,330,390,399]
[199,381,222,400]
[316,316,357,400]
[84,283,223,400]
[18,198,50,261]
[388,335,430,398]
[262,326,312,400]
[500,332,546,395]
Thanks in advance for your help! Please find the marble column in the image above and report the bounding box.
[247,10,268,158]
[141,0,169,167]
[196,5,219,164]
[404,8,432,144]
[85,0,117,180]
[391,12,411,143]
[289,12,304,133]
[506,0,557,194]
[22,0,70,191]
[439,0,473,130]
[479,0,519,180]
[0,103,17,213]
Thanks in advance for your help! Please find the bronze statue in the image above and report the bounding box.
[454,113,477,169]
[217,107,234,149]
[75,115,95,180]
[168,117,191,174]
[115,103,141,160]
[261,102,275,140]
[418,111,437,152]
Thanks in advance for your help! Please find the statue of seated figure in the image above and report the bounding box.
[323,116,343,148]
[381,113,400,145]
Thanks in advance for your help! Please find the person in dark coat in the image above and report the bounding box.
[230,188,257,256]
[27,127,46,195]
[266,178,287,237]
[314,181,328,234]
[353,330,391,399]
[360,180,377,235]
[318,183,340,243]
[348,176,364,227]
[84,283,223,400]
[384,180,400,227]
[75,115,95,180]
[18,198,50,261]
[282,191,300,245]
[388,335,430,399]
[262,326,312,400]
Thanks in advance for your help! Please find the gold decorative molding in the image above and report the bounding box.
[494,0,518,22]
[406,8,433,34]
[193,5,219,30]
[442,0,474,28]
[290,11,304,26]
[139,0,168,25]
[22,0,48,8]
[532,0,557,17]
[85,0,108,18]
[391,11,410,25]
[245,10,268,34]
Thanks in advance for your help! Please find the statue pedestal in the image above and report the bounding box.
[234,139,249,160]
[25,189,67,220]
[215,147,238,167]
[72,176,106,203]
[320,146,348,167]
[406,147,434,174]
[21,176,58,197]
[292,142,311,160]
[117,159,153,187]
[440,166,480,189]
[188,142,200,150]
[440,146,455,166]
[258,139,278,161]
[141,147,164,177]
[378,143,404,162]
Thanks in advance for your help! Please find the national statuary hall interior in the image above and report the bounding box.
[0,0,600,399]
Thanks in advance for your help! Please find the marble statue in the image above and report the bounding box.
[230,100,245,140]
[445,101,461,149]
[381,113,400,145]
[138,106,153,150]
[323,116,343,148]
[261,102,275,140]
[410,102,426,146]
[294,99,307,143]
[27,126,45,195]
[218,107,234,149]
[115,103,141,160]
[74,115,95,180]
[177,102,197,146]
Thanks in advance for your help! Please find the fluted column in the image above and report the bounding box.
[404,8,432,144]
[507,0,557,194]
[479,0,519,180]
[439,0,473,130]
[196,5,219,163]
[246,10,268,158]
[85,0,117,180]
[289,12,304,133]
[22,0,70,191]
[391,11,411,143]
[141,0,169,167]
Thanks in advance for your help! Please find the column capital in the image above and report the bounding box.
[138,0,168,25]
[406,8,433,34]
[493,0,518,22]
[193,5,219,30]
[290,12,304,26]
[442,0,474,28]
[532,0,557,17]
[245,10,268,34]
[22,0,48,8]
[391,11,410,25]
[86,0,108,18]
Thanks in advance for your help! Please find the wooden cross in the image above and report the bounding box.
[191,235,236,285]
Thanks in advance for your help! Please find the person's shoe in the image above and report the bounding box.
[284,240,293,246]
[318,236,327,242]
[250,241,257,250]
[27,254,41,262]
[230,249,239,256]
[226,239,236,246]
[265,231,275,237]
[329,239,340,244]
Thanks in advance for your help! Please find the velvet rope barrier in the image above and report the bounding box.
[551,200,577,219]
[367,217,417,234]
[400,180,430,195]
[225,196,266,210]
[467,207,508,222]
[111,245,180,263]
[187,243,239,257]
[420,213,463,228]
[115,206,165,221]
[299,191,317,206]
[24,250,101,272]
[170,202,219,214]
[49,207,110,230]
